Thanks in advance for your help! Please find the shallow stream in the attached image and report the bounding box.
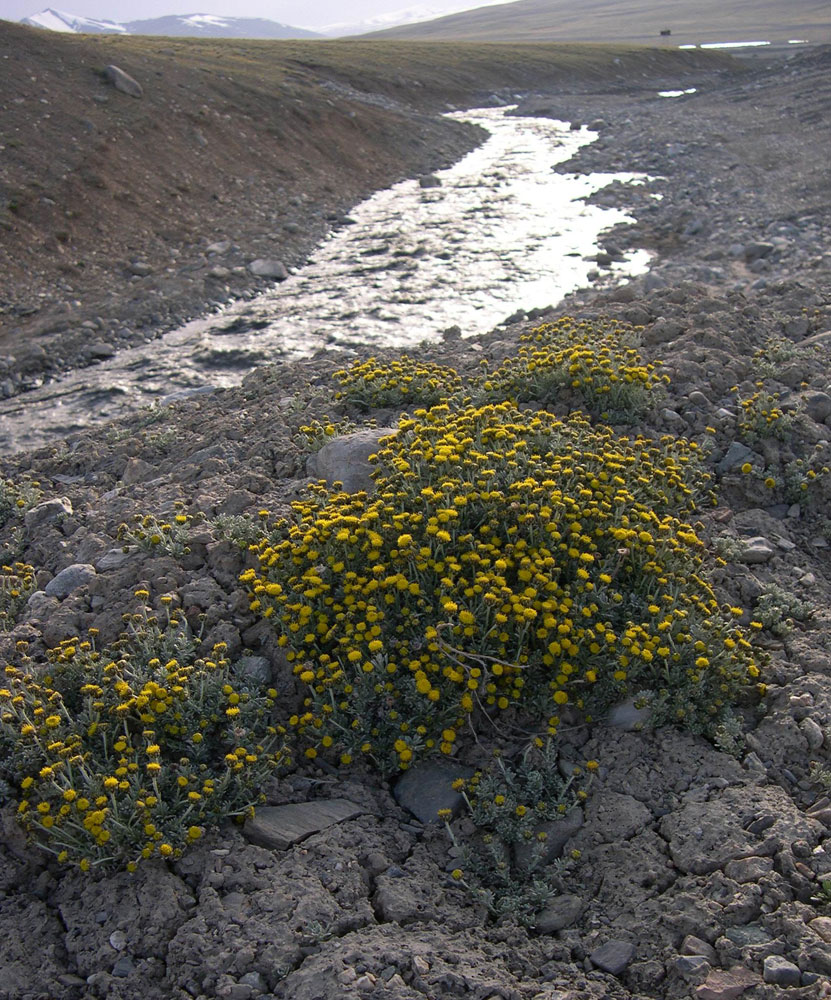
[2,107,653,453]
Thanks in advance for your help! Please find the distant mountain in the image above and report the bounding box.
[123,13,321,38]
[319,1,508,37]
[364,0,831,43]
[21,8,126,32]
[19,8,321,38]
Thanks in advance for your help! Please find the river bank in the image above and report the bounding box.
[2,36,831,1000]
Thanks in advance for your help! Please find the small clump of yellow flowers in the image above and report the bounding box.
[736,383,791,444]
[245,395,760,772]
[0,613,287,872]
[117,503,196,559]
[440,740,592,926]
[334,355,463,410]
[0,561,37,630]
[477,316,664,421]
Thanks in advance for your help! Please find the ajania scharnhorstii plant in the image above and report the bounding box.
[244,400,761,773]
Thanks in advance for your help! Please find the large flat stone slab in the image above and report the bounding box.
[243,799,365,850]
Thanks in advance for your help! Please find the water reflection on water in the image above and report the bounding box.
[1,107,653,453]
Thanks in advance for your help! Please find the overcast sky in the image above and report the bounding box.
[0,0,508,30]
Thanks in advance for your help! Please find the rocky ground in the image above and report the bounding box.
[2,31,831,1000]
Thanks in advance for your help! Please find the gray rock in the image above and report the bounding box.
[243,799,365,851]
[87,340,116,359]
[740,536,775,564]
[682,935,718,963]
[111,954,135,977]
[103,64,143,98]
[762,955,801,986]
[810,917,831,943]
[24,497,72,530]
[44,563,96,599]
[418,174,442,188]
[238,971,269,992]
[723,856,774,883]
[24,590,59,622]
[248,259,288,280]
[724,924,772,947]
[306,428,395,493]
[95,548,133,571]
[534,894,584,933]
[235,655,272,687]
[206,240,231,254]
[744,242,774,262]
[514,807,584,867]
[129,261,152,276]
[675,955,711,979]
[109,930,127,951]
[801,717,825,751]
[590,939,634,975]
[208,266,231,280]
[804,391,831,423]
[696,966,760,1000]
[121,457,156,485]
[608,697,651,730]
[393,761,473,824]
[716,441,755,474]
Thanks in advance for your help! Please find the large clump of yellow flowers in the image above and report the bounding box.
[246,401,760,773]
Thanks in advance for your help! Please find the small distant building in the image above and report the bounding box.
[660,28,672,36]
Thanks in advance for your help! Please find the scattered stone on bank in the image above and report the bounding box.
[44,563,96,598]
[739,536,776,564]
[393,760,474,824]
[695,966,760,1000]
[103,64,143,99]
[242,799,365,850]
[762,955,802,986]
[23,497,72,530]
[306,427,395,493]
[589,939,634,975]
[247,259,289,280]
[534,894,584,933]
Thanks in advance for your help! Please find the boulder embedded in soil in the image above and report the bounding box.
[393,760,474,824]
[243,799,366,850]
[248,258,288,280]
[103,64,143,98]
[306,427,395,494]
[44,563,96,598]
[589,939,634,975]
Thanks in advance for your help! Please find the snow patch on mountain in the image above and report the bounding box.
[19,8,320,38]
[21,8,126,33]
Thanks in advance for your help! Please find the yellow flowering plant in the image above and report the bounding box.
[0,615,287,871]
[736,384,793,444]
[441,740,589,926]
[117,505,197,559]
[476,317,664,421]
[0,562,37,630]
[246,399,760,772]
[334,355,463,410]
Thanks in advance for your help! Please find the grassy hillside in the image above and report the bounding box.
[366,0,831,44]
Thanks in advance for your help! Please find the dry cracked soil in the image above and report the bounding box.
[2,23,831,1000]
